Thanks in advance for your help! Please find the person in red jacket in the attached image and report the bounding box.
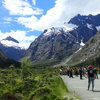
[69,67,73,78]
[86,65,95,91]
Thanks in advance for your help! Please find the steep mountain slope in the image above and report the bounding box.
[0,36,26,61]
[20,14,100,65]
[68,31,100,63]
[21,28,80,62]
[0,49,20,68]
[68,14,99,43]
[0,49,8,59]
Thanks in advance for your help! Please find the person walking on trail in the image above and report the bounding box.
[69,67,73,78]
[79,67,83,79]
[86,65,95,91]
[98,66,100,74]
[74,67,78,77]
[67,67,70,76]
[94,68,98,79]
[83,67,87,78]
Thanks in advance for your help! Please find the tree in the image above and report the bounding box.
[21,58,33,80]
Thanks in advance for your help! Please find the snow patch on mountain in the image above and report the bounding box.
[87,23,94,30]
[75,40,85,53]
[96,26,100,31]
[63,23,78,31]
[43,28,62,36]
[80,40,85,47]
[43,23,78,36]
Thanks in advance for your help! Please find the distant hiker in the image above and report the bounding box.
[59,69,63,75]
[83,67,87,78]
[67,67,70,76]
[94,68,98,79]
[74,67,78,77]
[79,67,83,79]
[82,67,85,77]
[69,67,73,78]
[64,69,67,75]
[86,65,95,91]
[98,67,100,74]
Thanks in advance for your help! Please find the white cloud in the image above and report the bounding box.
[32,0,36,5]
[16,16,38,28]
[12,0,100,31]
[4,17,12,21]
[2,0,100,47]
[3,0,43,15]
[2,0,100,31]
[0,30,37,49]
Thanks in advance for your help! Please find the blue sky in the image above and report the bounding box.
[0,0,100,49]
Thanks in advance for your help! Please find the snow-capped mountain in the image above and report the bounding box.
[2,36,19,43]
[20,14,100,66]
[0,36,26,61]
[42,23,77,37]
[0,36,26,49]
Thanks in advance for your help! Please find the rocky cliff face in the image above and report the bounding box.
[21,28,80,61]
[69,31,100,63]
[68,14,99,43]
[20,14,100,64]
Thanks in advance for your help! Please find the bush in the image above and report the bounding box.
[29,86,59,100]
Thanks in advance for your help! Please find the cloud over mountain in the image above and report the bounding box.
[1,0,100,49]
[2,0,100,31]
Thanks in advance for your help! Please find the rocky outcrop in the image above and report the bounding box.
[69,31,100,63]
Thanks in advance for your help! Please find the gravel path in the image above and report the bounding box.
[61,75,100,100]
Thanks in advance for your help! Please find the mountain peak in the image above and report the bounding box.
[2,36,19,43]
[0,36,26,50]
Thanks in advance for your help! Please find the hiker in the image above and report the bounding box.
[82,67,85,77]
[94,68,98,79]
[83,67,87,78]
[59,69,63,75]
[74,67,78,77]
[69,67,73,78]
[98,67,100,74]
[82,67,87,78]
[79,67,83,79]
[64,68,67,75]
[86,65,95,91]
[67,67,70,76]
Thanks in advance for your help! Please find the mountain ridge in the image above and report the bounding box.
[2,36,19,43]
[20,14,100,66]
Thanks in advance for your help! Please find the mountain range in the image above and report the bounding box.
[0,14,100,67]
[20,14,100,66]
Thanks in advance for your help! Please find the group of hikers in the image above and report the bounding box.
[59,65,100,91]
